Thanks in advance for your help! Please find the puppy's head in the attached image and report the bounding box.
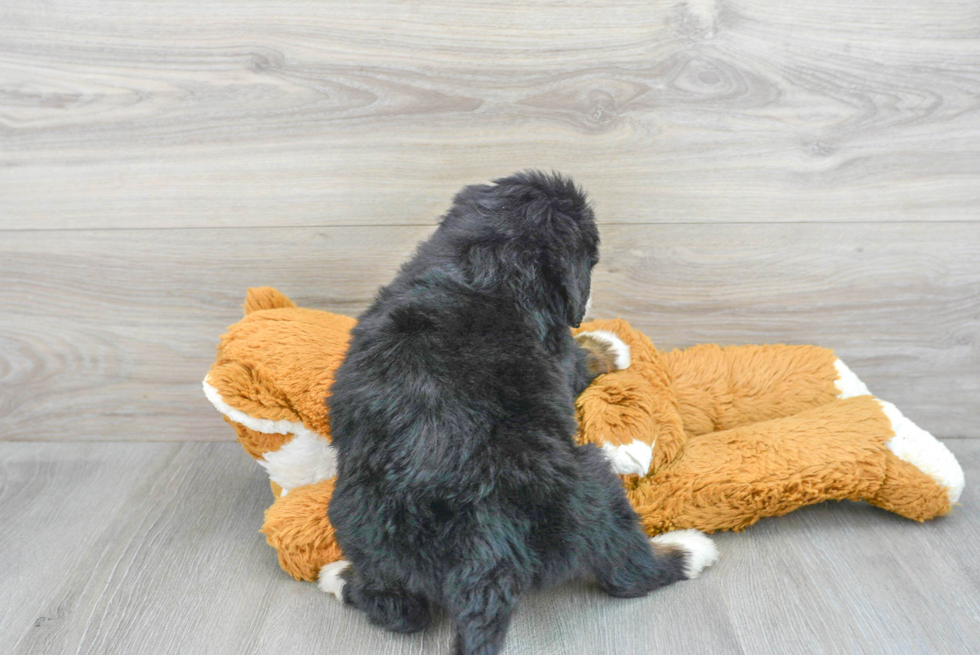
[439,170,599,332]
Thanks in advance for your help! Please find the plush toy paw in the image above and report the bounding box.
[650,530,719,579]
[600,440,654,478]
[575,330,631,374]
[318,560,351,600]
[877,400,965,504]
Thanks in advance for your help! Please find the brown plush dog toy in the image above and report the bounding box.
[204,288,964,587]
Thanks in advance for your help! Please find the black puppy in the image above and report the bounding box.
[323,171,717,655]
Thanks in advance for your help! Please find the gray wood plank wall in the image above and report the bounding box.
[2,0,978,442]
[3,1,979,229]
[2,223,978,440]
[1,2,978,442]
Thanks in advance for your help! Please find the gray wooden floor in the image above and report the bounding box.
[2,0,979,653]
[1,440,977,655]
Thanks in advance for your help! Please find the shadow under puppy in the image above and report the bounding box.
[325,171,718,655]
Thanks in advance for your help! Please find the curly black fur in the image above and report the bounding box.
[327,171,688,655]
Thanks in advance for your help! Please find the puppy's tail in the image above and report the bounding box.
[243,287,296,315]
[649,529,719,580]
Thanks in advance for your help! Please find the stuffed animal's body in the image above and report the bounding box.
[204,288,964,584]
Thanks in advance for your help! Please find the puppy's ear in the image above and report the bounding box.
[542,252,590,329]
[563,256,592,328]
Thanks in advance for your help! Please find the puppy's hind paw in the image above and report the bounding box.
[651,530,719,579]
[318,560,351,600]
[575,330,631,372]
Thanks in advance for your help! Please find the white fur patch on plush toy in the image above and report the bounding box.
[650,529,719,579]
[577,330,631,370]
[203,378,337,494]
[834,359,872,399]
[318,560,350,600]
[601,440,654,477]
[258,431,337,495]
[877,400,965,504]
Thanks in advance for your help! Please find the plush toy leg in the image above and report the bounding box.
[260,478,344,582]
[867,400,964,518]
[573,318,688,474]
[627,396,961,536]
[662,344,842,436]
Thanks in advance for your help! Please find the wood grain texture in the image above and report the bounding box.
[1,223,977,441]
[2,0,979,228]
[2,440,978,654]
[0,442,279,655]
[715,442,980,655]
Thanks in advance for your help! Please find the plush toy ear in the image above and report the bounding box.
[244,286,296,314]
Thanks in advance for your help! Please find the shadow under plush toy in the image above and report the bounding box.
[204,287,964,587]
